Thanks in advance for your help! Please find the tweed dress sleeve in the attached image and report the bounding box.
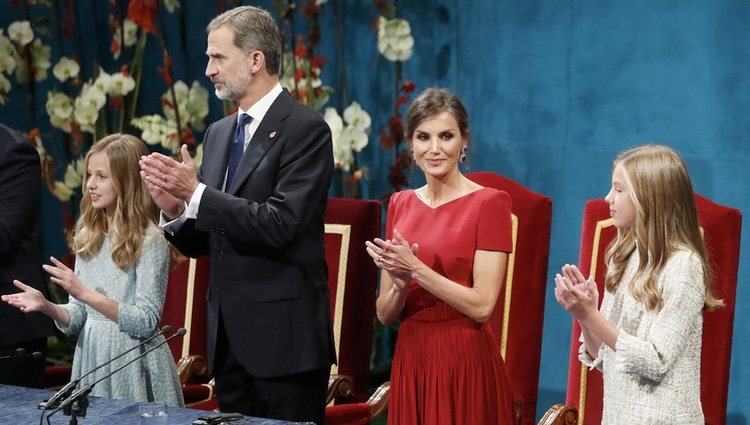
[117,228,170,338]
[612,251,705,382]
[55,257,88,335]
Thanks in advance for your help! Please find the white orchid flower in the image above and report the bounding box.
[30,39,51,81]
[0,32,17,74]
[78,83,107,110]
[340,126,368,153]
[108,72,136,97]
[323,107,343,144]
[52,57,80,82]
[123,19,138,47]
[131,115,168,145]
[0,74,10,105]
[163,0,181,13]
[52,181,74,201]
[46,91,74,132]
[332,140,354,172]
[92,68,112,94]
[63,161,83,189]
[8,21,33,46]
[192,143,204,171]
[186,81,209,130]
[343,101,371,132]
[159,120,180,152]
[377,16,414,62]
[73,99,99,134]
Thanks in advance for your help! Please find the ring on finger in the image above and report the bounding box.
[161,173,166,181]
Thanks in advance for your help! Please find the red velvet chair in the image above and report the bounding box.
[322,197,386,425]
[562,195,742,425]
[466,172,553,425]
[161,255,217,410]
[322,197,381,409]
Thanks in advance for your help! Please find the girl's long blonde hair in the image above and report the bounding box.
[71,134,159,271]
[604,144,723,311]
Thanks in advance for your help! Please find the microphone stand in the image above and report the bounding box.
[38,325,172,412]
[44,328,186,425]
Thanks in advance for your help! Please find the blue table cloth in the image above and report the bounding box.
[0,384,307,424]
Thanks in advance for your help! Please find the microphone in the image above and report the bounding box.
[48,328,187,420]
[38,325,172,411]
[0,348,43,360]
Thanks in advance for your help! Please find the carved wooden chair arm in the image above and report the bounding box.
[537,404,578,425]
[368,381,390,419]
[176,354,209,385]
[327,374,353,405]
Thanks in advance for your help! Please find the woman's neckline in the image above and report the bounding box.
[412,186,487,210]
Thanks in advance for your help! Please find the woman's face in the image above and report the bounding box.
[604,164,636,228]
[85,152,118,218]
[411,111,465,180]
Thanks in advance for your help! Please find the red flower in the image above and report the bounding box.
[294,69,305,82]
[180,127,196,146]
[310,56,326,71]
[157,53,173,86]
[401,80,416,94]
[379,131,394,149]
[111,39,121,58]
[294,41,309,59]
[395,94,409,109]
[110,96,123,109]
[128,0,158,34]
[62,10,75,38]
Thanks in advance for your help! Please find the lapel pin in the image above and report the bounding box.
[269,131,277,139]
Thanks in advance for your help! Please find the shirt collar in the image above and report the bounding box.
[237,82,283,124]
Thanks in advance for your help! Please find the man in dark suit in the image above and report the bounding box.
[138,6,335,424]
[0,123,55,387]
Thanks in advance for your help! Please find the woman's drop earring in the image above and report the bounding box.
[460,145,467,163]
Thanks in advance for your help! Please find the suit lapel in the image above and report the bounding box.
[227,90,294,194]
[203,114,236,189]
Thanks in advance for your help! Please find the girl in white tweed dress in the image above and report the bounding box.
[553,144,722,424]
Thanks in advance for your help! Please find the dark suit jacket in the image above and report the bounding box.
[166,89,336,378]
[0,124,54,347]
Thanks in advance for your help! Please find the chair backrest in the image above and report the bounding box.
[466,172,553,425]
[565,195,742,425]
[324,197,381,403]
[160,256,211,363]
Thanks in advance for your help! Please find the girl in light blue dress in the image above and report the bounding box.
[2,134,184,406]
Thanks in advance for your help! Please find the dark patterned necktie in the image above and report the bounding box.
[225,113,251,192]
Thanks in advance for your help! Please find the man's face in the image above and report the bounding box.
[205,25,252,101]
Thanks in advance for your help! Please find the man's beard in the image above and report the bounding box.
[214,68,251,101]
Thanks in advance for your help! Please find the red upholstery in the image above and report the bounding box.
[467,172,553,425]
[161,255,217,410]
[564,195,742,425]
[324,403,372,425]
[161,256,210,368]
[43,365,72,390]
[323,197,381,405]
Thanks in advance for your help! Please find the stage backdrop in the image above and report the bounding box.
[1,1,748,423]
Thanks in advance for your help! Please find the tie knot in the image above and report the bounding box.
[238,113,252,127]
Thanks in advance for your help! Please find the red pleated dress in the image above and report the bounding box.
[385,188,516,425]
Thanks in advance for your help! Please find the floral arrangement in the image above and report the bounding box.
[323,101,372,197]
[374,1,416,196]
[1,0,209,206]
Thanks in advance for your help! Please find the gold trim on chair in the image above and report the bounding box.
[182,258,198,358]
[500,213,519,360]
[578,218,614,425]
[325,223,351,377]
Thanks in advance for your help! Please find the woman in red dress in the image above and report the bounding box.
[366,87,516,424]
